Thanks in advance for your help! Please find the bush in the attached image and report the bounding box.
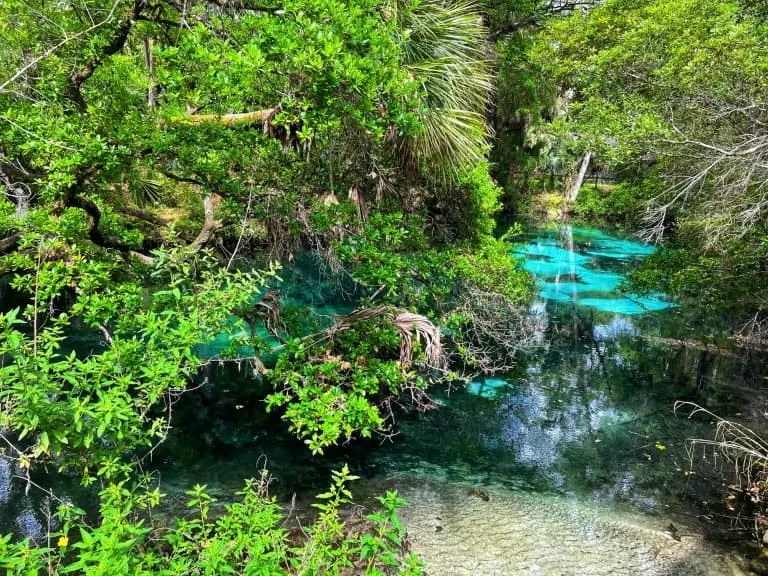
[572,183,641,224]
[0,467,424,576]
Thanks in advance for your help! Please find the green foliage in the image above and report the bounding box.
[523,0,768,324]
[393,0,493,181]
[0,1,533,572]
[572,183,646,225]
[0,245,275,481]
[432,162,503,241]
[529,0,768,210]
[0,467,423,576]
[628,231,768,322]
[336,210,531,314]
[266,319,425,454]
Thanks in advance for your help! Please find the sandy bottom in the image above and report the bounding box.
[360,475,753,576]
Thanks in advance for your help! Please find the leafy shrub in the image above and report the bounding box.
[572,183,642,224]
[266,314,430,454]
[429,163,503,242]
[0,467,423,576]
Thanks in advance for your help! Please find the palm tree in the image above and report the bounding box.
[389,0,493,182]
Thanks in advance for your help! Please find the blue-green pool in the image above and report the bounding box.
[515,225,672,314]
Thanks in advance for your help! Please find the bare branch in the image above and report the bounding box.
[188,193,223,252]
[0,0,123,93]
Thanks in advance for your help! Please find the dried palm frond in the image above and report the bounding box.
[319,191,339,206]
[332,306,444,368]
[347,185,368,221]
[676,401,768,491]
[394,310,443,368]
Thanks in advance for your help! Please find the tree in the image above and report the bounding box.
[532,0,768,242]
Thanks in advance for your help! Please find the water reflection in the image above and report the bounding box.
[364,224,768,536]
[0,454,96,539]
[3,226,768,562]
[367,308,768,524]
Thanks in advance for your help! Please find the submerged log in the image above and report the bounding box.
[641,335,734,356]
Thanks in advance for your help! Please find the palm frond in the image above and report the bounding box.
[392,0,493,182]
[132,178,163,207]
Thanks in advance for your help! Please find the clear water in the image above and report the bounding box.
[514,225,672,314]
[154,225,766,572]
[2,227,767,574]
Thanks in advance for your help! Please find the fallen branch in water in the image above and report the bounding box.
[446,287,537,376]
[642,335,734,356]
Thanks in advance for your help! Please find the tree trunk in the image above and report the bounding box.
[565,150,592,203]
[189,194,223,252]
[13,185,30,218]
[143,37,156,109]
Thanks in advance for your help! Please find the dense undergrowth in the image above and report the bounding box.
[0,0,537,573]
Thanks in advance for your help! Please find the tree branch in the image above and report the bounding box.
[188,194,223,252]
[66,0,147,113]
[0,234,20,255]
[180,0,283,13]
[0,0,123,93]
[491,1,597,38]
[170,107,278,126]
[59,166,155,263]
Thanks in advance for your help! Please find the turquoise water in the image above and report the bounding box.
[152,227,767,536]
[514,225,672,314]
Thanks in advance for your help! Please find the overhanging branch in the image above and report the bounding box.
[59,166,155,263]
[170,107,278,126]
[188,194,223,252]
[66,0,146,113]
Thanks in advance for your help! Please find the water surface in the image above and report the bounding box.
[514,225,671,314]
[158,225,767,573]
